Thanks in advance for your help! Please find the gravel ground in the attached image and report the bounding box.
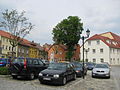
[0,66,119,90]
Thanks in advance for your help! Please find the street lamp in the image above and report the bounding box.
[81,29,90,79]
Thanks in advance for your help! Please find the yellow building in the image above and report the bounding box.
[0,30,17,58]
[28,42,39,58]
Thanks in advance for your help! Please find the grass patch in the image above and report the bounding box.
[0,67,9,75]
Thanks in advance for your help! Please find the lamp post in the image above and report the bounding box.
[81,29,90,79]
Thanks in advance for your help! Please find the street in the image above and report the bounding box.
[0,66,119,90]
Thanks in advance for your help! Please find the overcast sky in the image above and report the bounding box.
[0,0,120,45]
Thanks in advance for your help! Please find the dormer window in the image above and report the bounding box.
[97,40,100,45]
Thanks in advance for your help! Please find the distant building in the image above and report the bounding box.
[0,30,46,59]
[48,44,80,62]
[80,32,120,65]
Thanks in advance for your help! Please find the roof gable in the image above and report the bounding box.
[87,32,120,49]
[100,32,114,39]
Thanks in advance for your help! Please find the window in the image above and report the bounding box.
[2,45,4,49]
[27,59,33,64]
[6,46,8,50]
[22,49,24,53]
[19,48,21,52]
[59,52,62,55]
[113,49,115,53]
[93,59,96,63]
[97,40,100,45]
[110,58,112,64]
[33,60,39,65]
[100,58,104,62]
[100,49,103,53]
[88,41,91,45]
[38,60,44,65]
[113,58,115,64]
[26,50,29,54]
[9,46,11,51]
[118,58,119,64]
[92,49,96,53]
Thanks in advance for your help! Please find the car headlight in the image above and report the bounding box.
[105,70,110,74]
[54,74,59,78]
[39,73,43,76]
[76,70,80,72]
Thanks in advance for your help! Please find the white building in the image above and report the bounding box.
[80,32,120,65]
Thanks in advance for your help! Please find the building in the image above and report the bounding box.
[0,30,46,59]
[48,44,80,62]
[80,32,120,65]
[17,39,30,58]
[0,30,17,58]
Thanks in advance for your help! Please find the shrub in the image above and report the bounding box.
[0,67,9,75]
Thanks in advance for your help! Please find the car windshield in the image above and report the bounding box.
[95,64,109,68]
[72,62,82,68]
[86,63,95,66]
[48,63,67,70]
[13,58,24,63]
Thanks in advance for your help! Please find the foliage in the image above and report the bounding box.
[0,67,9,75]
[52,16,83,61]
[0,9,34,57]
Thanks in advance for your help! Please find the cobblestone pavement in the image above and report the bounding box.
[0,66,119,90]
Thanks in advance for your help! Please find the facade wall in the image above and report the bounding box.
[0,36,17,58]
[29,47,39,58]
[48,45,66,61]
[81,40,110,64]
[48,44,80,62]
[109,48,120,65]
[17,44,29,58]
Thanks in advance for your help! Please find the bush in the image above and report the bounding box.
[0,67,9,75]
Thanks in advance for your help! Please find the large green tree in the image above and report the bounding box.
[52,16,83,61]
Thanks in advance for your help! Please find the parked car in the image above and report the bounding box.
[71,62,87,77]
[38,62,76,85]
[0,58,11,67]
[92,63,110,78]
[86,62,96,70]
[9,57,48,79]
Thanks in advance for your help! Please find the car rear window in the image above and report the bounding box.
[13,58,24,63]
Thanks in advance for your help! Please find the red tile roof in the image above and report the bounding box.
[0,30,42,49]
[87,32,120,48]
[0,30,12,38]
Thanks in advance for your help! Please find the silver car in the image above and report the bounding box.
[92,63,110,78]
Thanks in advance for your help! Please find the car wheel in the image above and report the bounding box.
[62,77,67,85]
[107,76,110,79]
[73,74,76,80]
[12,75,17,79]
[29,73,35,80]
[92,75,95,78]
[40,80,45,84]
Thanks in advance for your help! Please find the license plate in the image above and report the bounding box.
[43,78,51,80]
[11,73,17,75]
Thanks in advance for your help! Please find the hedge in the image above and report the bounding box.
[0,67,9,75]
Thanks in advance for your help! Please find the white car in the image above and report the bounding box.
[92,63,110,78]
